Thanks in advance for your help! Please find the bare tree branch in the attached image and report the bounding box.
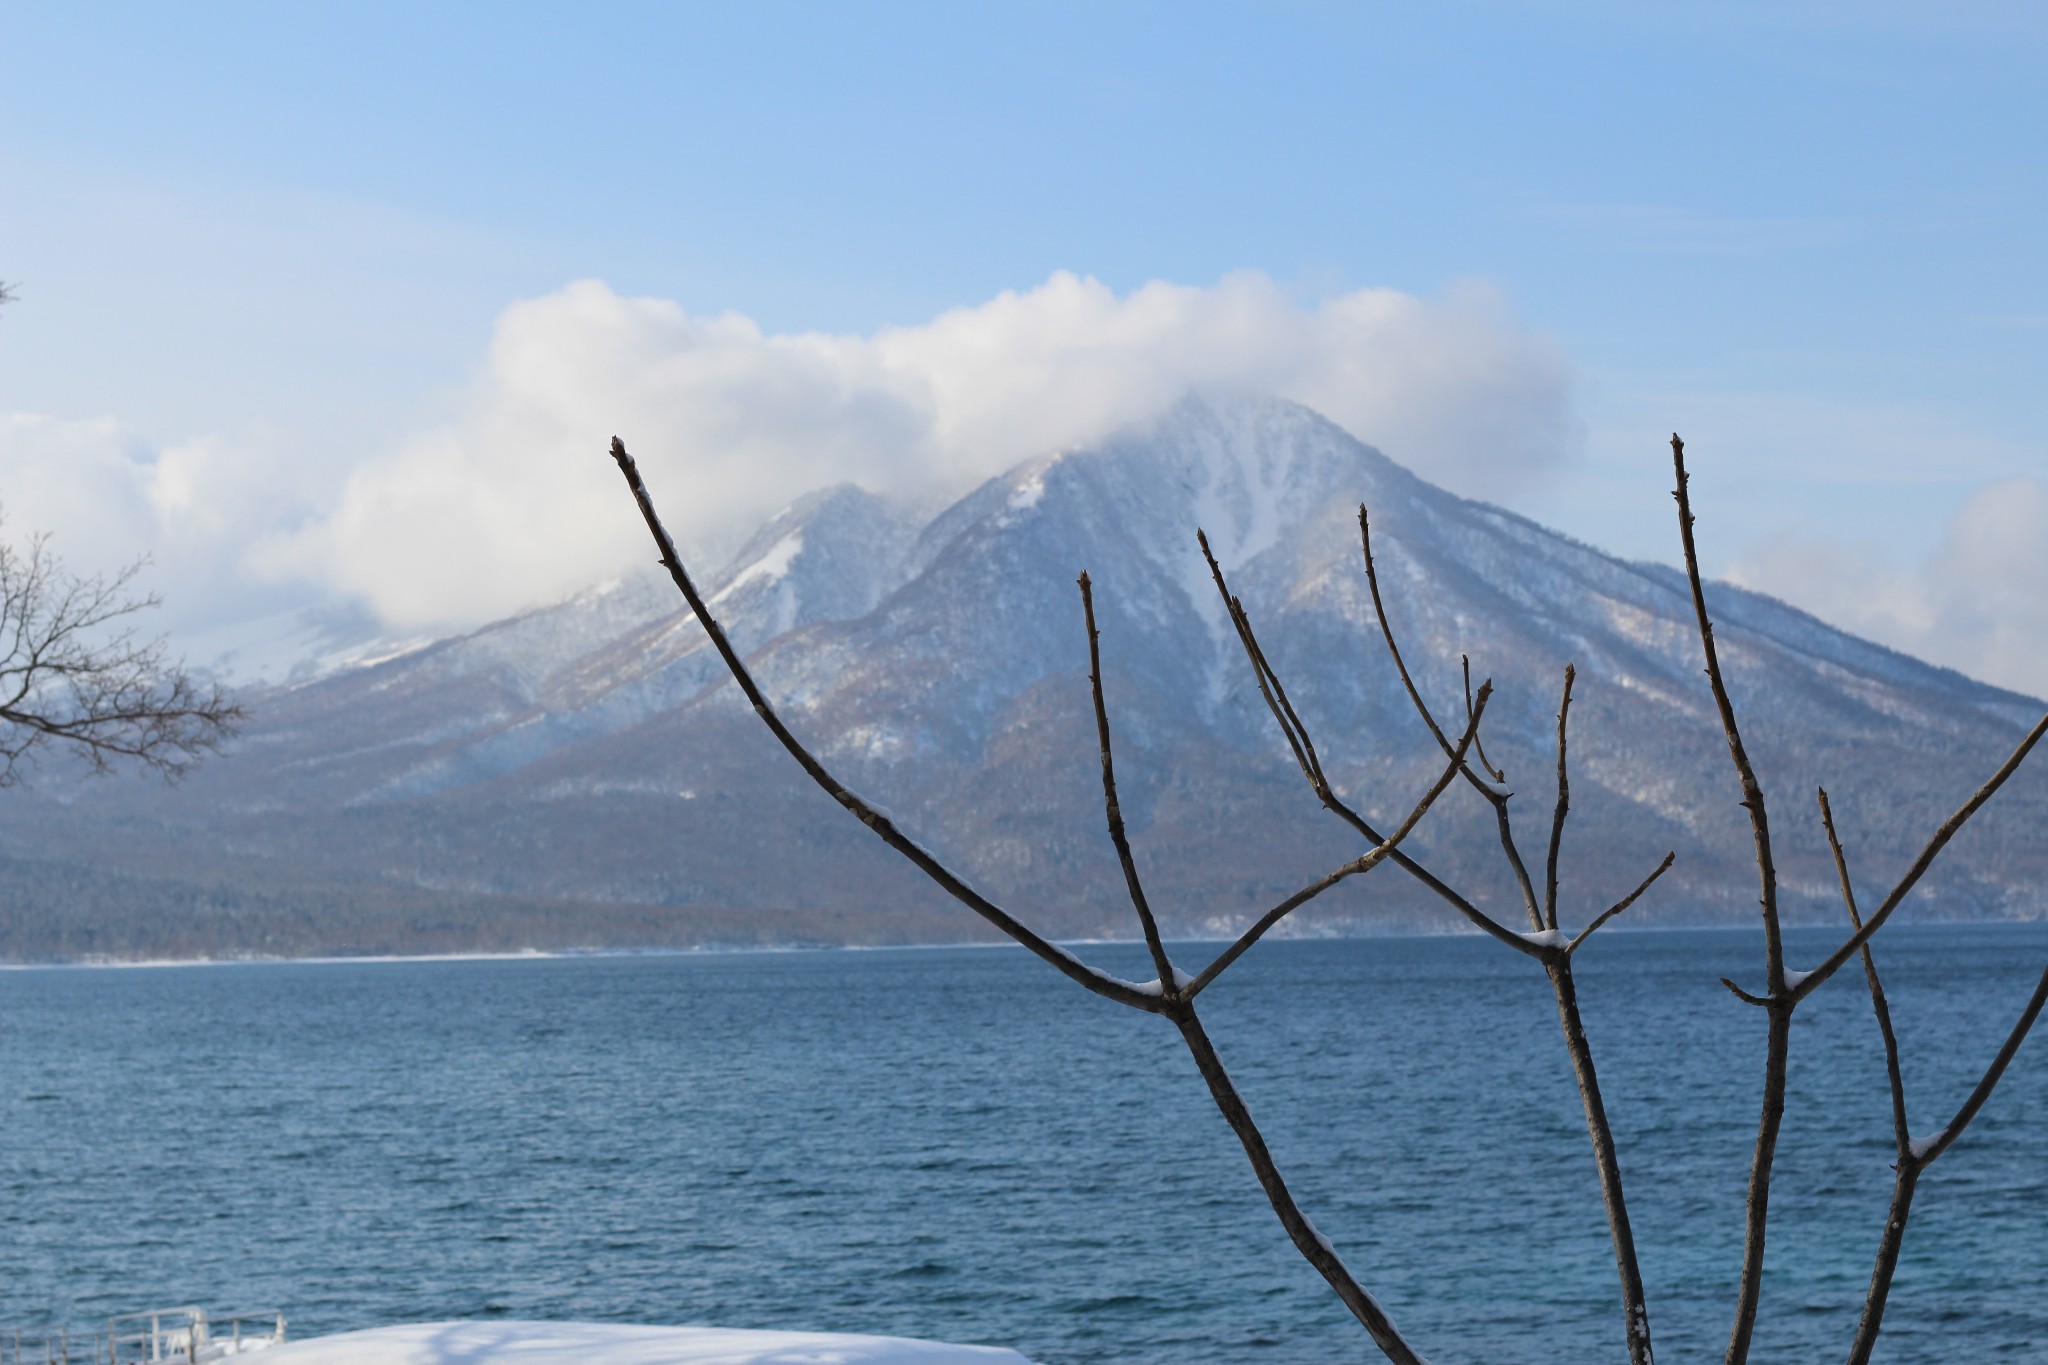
[1078,571,1178,994]
[1567,852,1675,956]
[1917,963,2048,1167]
[1670,436,1786,989]
[1187,682,1492,998]
[1672,433,2048,1364]
[1818,789,1909,1152]
[608,439,1163,1014]
[1822,783,1915,1365]
[1787,710,2048,1007]
[1359,506,1544,929]
[1169,1008,1430,1365]
[1074,561,1446,1359]
[1845,1162,1921,1365]
[1835,780,2048,1365]
[1719,977,1773,1008]
[1209,515,1661,1364]
[1845,966,2048,1365]
[1671,434,1795,1365]
[1545,951,1657,1365]
[0,529,239,786]
[1196,529,1326,791]
[1544,663,1576,931]
[614,440,1444,1364]
[1462,653,1507,784]
[1195,528,1542,959]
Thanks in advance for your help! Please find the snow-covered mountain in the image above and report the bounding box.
[5,395,2044,960]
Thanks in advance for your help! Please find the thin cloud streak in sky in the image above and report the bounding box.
[1731,475,2048,700]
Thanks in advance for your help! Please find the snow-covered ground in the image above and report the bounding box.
[257,1321,1038,1365]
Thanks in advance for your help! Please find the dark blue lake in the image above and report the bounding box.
[3,925,2044,1364]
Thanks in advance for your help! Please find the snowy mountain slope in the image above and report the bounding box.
[5,395,2044,959]
[177,483,921,809]
[620,395,2048,929]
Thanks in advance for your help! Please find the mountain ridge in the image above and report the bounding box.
[3,393,2043,961]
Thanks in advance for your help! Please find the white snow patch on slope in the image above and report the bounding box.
[257,1320,1038,1365]
[1008,472,1048,512]
[717,533,805,600]
[184,604,433,688]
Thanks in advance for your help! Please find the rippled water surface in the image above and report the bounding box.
[3,926,2045,1364]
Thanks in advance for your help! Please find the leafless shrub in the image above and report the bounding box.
[606,432,2045,1364]
[0,528,241,786]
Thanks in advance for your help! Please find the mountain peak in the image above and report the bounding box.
[8,394,2044,960]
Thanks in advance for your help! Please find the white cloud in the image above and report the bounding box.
[1730,476,2048,699]
[0,414,158,561]
[1,272,1573,639]
[255,271,1575,630]
[0,413,327,638]
[0,409,339,654]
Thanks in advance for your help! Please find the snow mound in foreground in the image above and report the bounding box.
[259,1321,1038,1365]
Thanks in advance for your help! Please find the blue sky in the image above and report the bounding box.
[2,3,2045,687]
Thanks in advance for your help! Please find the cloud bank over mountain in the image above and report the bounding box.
[258,271,1576,629]
[0,412,324,637]
[2,272,1574,637]
[5,270,2041,700]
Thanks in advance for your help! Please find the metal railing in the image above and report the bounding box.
[3,1323,96,1365]
[3,1309,285,1365]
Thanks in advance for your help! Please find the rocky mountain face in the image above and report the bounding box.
[6,395,2045,960]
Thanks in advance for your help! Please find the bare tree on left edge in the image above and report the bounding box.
[0,278,241,784]
[0,527,241,786]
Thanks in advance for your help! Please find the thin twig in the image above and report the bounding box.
[1818,789,1908,1152]
[1671,435,1785,991]
[1187,682,1493,998]
[1788,710,2048,1006]
[1463,654,1507,783]
[1236,592,1330,789]
[1545,663,1576,931]
[1719,978,1772,1008]
[1196,529,1324,789]
[1357,507,1458,761]
[1916,961,2048,1167]
[1359,506,1544,929]
[1197,529,1543,959]
[1567,853,1675,956]
[609,439,1163,1015]
[1079,571,1179,995]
